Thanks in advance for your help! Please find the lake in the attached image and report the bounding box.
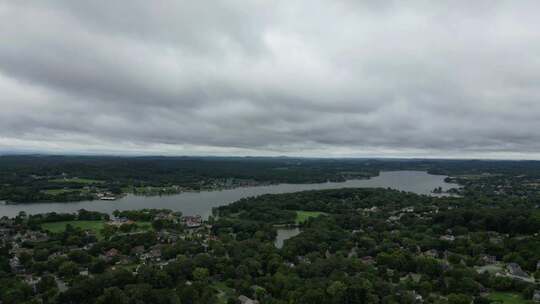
[0,170,458,218]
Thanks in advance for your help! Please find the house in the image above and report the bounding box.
[238,295,259,304]
[325,249,333,259]
[533,290,540,302]
[423,249,438,259]
[506,263,532,281]
[361,256,375,265]
[411,290,423,303]
[0,227,13,238]
[149,246,162,259]
[131,245,145,257]
[401,207,415,213]
[82,243,95,251]
[348,247,358,258]
[21,231,49,242]
[489,236,503,244]
[401,273,421,283]
[154,212,169,221]
[360,206,380,213]
[23,275,40,292]
[480,255,497,265]
[54,276,68,292]
[154,212,178,222]
[97,192,117,200]
[102,248,120,262]
[181,215,203,228]
[141,245,162,262]
[106,248,120,258]
[0,217,14,226]
[116,256,131,265]
[9,256,24,273]
[49,251,67,260]
[158,230,182,243]
[284,262,295,268]
[507,263,528,277]
[440,235,455,242]
[297,256,311,264]
[387,215,401,222]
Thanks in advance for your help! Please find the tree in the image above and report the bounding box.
[89,259,107,274]
[327,281,347,303]
[193,267,209,282]
[58,261,79,278]
[96,287,128,304]
[37,275,57,294]
[448,294,472,304]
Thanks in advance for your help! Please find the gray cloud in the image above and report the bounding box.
[1,1,540,158]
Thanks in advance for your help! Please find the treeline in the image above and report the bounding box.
[112,209,179,221]
[433,208,540,235]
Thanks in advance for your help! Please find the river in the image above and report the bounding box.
[0,171,458,218]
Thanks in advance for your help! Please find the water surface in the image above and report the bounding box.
[275,227,301,248]
[0,171,458,218]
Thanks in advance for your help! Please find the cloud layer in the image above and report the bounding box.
[1,1,540,158]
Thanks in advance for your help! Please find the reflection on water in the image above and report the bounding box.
[275,227,301,248]
[0,171,458,218]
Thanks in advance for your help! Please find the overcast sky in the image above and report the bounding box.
[1,1,539,158]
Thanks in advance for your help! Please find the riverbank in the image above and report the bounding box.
[0,171,459,218]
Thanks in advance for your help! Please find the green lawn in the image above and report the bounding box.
[133,222,152,231]
[475,264,504,274]
[42,220,105,235]
[42,220,152,239]
[295,211,326,224]
[49,177,104,184]
[488,292,532,304]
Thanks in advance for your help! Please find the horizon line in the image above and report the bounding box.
[1,152,540,162]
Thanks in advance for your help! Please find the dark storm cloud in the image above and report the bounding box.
[1,1,540,158]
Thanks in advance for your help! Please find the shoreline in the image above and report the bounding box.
[2,171,460,209]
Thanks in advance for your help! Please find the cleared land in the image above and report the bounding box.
[295,210,326,224]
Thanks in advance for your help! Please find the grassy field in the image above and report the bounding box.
[295,211,326,224]
[488,292,532,304]
[42,220,105,234]
[42,189,79,195]
[42,220,152,239]
[49,177,104,184]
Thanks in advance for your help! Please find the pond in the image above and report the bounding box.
[275,227,301,248]
[0,170,458,218]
